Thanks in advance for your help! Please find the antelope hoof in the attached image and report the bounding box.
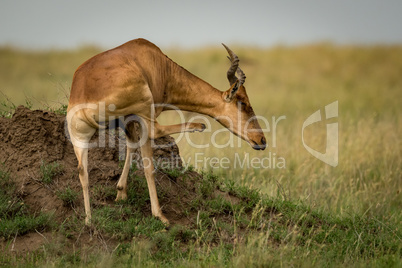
[196,123,206,132]
[115,190,127,201]
[156,214,170,226]
[85,217,91,226]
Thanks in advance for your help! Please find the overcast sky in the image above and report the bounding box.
[1,0,401,49]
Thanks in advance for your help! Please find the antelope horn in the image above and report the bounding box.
[236,66,246,86]
[222,43,239,86]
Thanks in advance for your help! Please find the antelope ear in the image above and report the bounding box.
[223,80,240,102]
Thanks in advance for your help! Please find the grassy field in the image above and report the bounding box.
[0,43,401,266]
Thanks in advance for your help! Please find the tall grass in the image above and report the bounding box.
[0,43,400,224]
[166,44,402,223]
[0,46,101,109]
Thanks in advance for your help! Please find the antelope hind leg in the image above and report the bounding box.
[68,115,96,226]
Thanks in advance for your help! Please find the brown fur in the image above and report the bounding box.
[67,38,266,225]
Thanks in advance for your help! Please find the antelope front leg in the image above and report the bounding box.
[140,138,169,225]
[115,145,135,201]
[150,122,206,139]
[116,122,139,202]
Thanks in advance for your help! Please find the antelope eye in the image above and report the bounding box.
[238,101,246,106]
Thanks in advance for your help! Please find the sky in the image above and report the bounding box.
[1,0,401,49]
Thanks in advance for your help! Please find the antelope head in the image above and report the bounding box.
[219,44,266,150]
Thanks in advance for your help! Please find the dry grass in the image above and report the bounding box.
[166,44,402,221]
[1,42,401,224]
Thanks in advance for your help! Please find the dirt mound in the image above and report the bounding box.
[0,106,192,221]
[0,106,243,255]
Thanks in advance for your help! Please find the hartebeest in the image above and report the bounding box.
[67,38,266,225]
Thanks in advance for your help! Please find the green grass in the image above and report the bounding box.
[39,161,63,184]
[0,165,53,240]
[0,163,401,267]
[56,187,79,207]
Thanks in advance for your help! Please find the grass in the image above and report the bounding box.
[0,165,53,240]
[56,187,79,207]
[39,161,63,184]
[0,163,401,266]
[103,168,400,267]
[168,44,402,228]
[0,43,401,266]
